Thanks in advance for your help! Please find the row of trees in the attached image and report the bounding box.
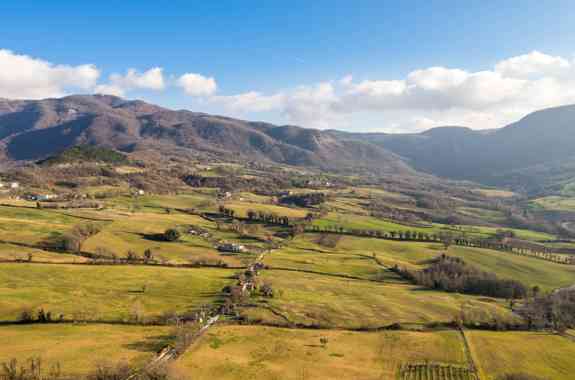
[393,255,528,299]
[278,192,327,207]
[305,225,573,264]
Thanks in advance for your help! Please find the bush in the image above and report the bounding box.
[163,228,181,242]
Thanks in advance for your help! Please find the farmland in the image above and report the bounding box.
[0,263,234,321]
[0,156,574,379]
[0,324,171,375]
[176,325,468,380]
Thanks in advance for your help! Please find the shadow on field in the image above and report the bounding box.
[124,334,174,353]
[131,232,167,242]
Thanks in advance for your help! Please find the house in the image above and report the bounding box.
[24,193,58,201]
[36,195,52,201]
[217,243,246,253]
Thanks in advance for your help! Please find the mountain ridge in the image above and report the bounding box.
[1,94,575,193]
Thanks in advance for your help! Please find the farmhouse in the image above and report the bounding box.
[217,243,246,253]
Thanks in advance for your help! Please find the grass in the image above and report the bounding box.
[457,207,506,224]
[265,234,444,279]
[0,242,90,263]
[334,235,443,269]
[264,235,402,281]
[449,246,575,290]
[0,205,83,245]
[312,212,555,242]
[176,325,467,380]
[467,331,575,380]
[83,212,244,266]
[532,196,575,211]
[0,263,234,321]
[241,270,518,329]
[225,201,308,219]
[0,324,171,375]
[312,213,435,235]
[104,192,216,213]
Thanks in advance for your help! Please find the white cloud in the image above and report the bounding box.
[211,91,284,112]
[495,50,571,78]
[210,50,575,132]
[212,82,338,128]
[3,48,575,133]
[0,49,99,99]
[177,73,217,96]
[96,67,165,96]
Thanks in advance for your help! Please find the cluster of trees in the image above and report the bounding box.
[393,255,528,299]
[278,192,326,207]
[246,210,292,226]
[163,228,181,242]
[315,233,342,248]
[36,200,102,209]
[519,287,575,332]
[19,309,63,324]
[218,206,236,218]
[368,200,430,225]
[57,223,102,253]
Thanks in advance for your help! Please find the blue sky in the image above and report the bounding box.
[1,0,575,132]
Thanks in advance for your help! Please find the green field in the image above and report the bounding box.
[449,246,575,290]
[532,196,575,211]
[0,324,171,375]
[83,212,245,266]
[0,263,234,321]
[177,325,467,380]
[241,270,518,329]
[468,331,575,380]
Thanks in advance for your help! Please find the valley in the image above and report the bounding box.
[1,142,575,379]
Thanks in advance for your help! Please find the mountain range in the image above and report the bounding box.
[1,94,574,192]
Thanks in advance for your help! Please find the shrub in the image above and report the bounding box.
[163,228,181,242]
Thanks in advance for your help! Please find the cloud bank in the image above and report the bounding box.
[1,48,575,132]
[211,50,575,131]
[0,49,99,99]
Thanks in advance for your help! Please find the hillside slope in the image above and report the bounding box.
[334,105,575,192]
[0,95,411,175]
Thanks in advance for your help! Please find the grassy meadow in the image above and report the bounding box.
[0,263,234,321]
[468,331,575,380]
[241,270,518,329]
[449,246,575,290]
[176,325,467,380]
[0,324,171,375]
